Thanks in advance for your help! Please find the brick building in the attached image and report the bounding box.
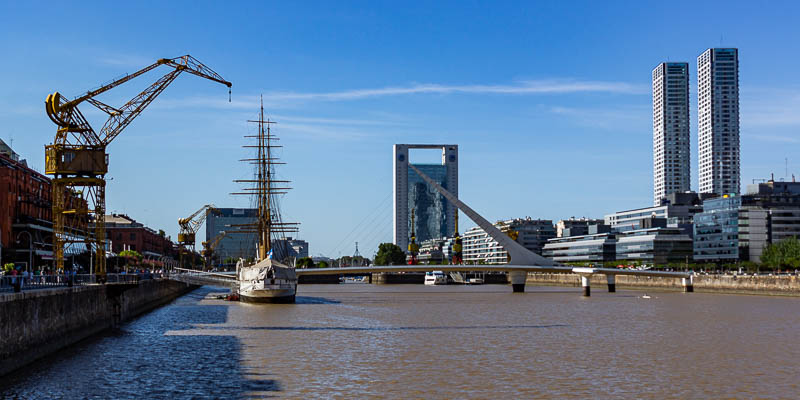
[103,214,177,259]
[1,140,88,270]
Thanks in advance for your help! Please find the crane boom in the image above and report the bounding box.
[178,204,219,245]
[46,55,232,147]
[202,231,227,253]
[44,55,231,280]
[202,231,227,270]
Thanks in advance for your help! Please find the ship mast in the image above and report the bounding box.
[231,95,299,263]
[257,99,272,260]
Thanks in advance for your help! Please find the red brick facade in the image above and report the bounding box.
[104,214,177,258]
[1,153,87,267]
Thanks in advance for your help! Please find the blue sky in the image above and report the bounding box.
[2,1,799,259]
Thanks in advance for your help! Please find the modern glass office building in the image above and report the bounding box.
[544,227,691,265]
[408,164,449,243]
[615,228,693,264]
[694,181,800,263]
[393,144,458,251]
[694,196,742,261]
[205,208,258,261]
[543,233,617,263]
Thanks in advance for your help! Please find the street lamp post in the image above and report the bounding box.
[16,231,33,273]
[89,242,93,276]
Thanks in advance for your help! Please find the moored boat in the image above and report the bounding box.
[424,271,447,285]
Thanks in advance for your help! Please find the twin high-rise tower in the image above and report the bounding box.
[652,62,691,205]
[653,48,740,206]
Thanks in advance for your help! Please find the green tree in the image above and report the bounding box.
[761,237,800,269]
[296,257,315,268]
[317,260,329,268]
[119,250,142,260]
[374,243,406,265]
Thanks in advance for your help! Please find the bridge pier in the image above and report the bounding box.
[682,275,694,292]
[572,268,595,297]
[606,274,616,293]
[581,275,591,296]
[508,270,527,293]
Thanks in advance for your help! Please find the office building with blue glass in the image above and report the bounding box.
[206,208,258,261]
[393,144,458,251]
[694,180,800,263]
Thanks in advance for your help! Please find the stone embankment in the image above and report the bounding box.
[0,279,198,377]
[526,273,800,296]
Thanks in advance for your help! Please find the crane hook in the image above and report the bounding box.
[229,88,231,103]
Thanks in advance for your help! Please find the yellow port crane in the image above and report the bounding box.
[202,231,227,270]
[44,55,231,281]
[178,204,220,268]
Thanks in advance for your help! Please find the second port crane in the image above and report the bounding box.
[178,204,220,269]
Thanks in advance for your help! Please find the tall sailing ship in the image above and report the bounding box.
[233,98,299,303]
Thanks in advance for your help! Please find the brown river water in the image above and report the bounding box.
[3,284,799,399]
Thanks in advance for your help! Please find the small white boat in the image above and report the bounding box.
[468,277,484,285]
[424,271,447,285]
[641,294,651,299]
[341,276,369,284]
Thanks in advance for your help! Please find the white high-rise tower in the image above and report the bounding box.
[653,62,691,206]
[698,48,740,195]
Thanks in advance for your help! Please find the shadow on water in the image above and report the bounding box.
[197,324,568,331]
[0,286,282,399]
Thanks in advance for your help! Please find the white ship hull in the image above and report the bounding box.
[239,286,296,303]
[237,258,298,303]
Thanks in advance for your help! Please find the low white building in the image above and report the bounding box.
[462,218,555,264]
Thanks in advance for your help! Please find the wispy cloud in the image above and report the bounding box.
[263,79,646,101]
[279,123,373,140]
[272,114,412,127]
[742,87,800,127]
[749,134,800,144]
[149,79,646,111]
[96,54,154,68]
[546,104,649,130]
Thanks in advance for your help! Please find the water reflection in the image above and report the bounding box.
[4,284,800,399]
[1,287,281,399]
[195,324,568,331]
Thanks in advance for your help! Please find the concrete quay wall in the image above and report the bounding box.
[0,279,198,377]
[526,273,800,296]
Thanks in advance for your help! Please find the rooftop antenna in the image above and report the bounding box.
[786,157,789,179]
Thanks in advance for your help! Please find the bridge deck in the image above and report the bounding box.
[295,265,692,279]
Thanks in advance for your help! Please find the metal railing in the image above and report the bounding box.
[169,270,237,288]
[0,273,152,293]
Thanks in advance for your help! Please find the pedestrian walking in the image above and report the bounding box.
[11,267,20,292]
